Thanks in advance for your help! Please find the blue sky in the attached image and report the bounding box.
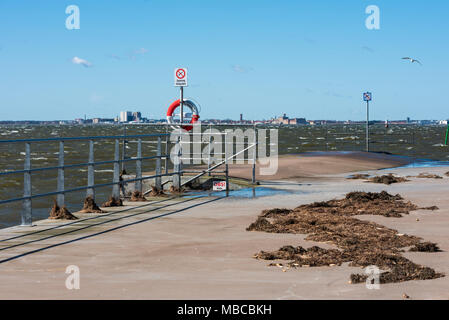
[0,0,448,121]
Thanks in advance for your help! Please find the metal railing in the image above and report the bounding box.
[179,131,258,190]
[0,133,176,227]
[0,126,266,228]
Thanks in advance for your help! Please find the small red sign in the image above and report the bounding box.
[213,181,227,191]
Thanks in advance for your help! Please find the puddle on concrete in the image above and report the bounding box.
[394,160,449,169]
[183,187,294,199]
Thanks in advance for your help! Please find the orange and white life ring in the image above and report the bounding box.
[166,99,200,131]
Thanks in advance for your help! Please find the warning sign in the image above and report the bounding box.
[363,92,372,102]
[213,181,227,191]
[174,68,188,87]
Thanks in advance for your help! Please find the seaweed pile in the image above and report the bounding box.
[347,173,409,185]
[49,199,78,220]
[248,191,443,284]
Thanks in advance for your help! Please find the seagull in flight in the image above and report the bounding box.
[402,57,422,65]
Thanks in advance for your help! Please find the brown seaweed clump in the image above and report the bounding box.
[79,196,106,213]
[49,200,78,220]
[102,196,123,207]
[409,242,441,252]
[130,191,147,202]
[148,186,166,197]
[347,174,370,180]
[368,174,409,185]
[247,191,444,284]
[347,173,409,185]
[301,191,419,218]
[169,186,184,194]
[415,173,443,179]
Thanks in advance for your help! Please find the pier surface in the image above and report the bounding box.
[0,154,448,299]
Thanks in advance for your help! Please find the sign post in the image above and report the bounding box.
[174,68,188,189]
[363,92,372,152]
[174,68,188,125]
[445,123,449,146]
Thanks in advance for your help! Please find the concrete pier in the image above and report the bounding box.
[1,156,449,299]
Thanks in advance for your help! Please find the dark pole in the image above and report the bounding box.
[366,100,370,152]
[122,125,126,172]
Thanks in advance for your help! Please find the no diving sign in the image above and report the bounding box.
[174,67,188,87]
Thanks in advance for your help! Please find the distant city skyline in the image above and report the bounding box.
[1,1,448,121]
[1,111,447,126]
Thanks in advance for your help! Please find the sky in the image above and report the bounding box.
[0,0,448,121]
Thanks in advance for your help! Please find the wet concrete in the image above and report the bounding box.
[0,166,449,299]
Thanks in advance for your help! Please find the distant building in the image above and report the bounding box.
[272,114,307,125]
[240,114,243,122]
[132,112,142,122]
[288,118,307,125]
[92,118,115,124]
[120,111,132,122]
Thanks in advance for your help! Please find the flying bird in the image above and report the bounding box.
[402,57,422,65]
[71,56,92,68]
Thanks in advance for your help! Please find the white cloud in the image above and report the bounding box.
[71,56,92,68]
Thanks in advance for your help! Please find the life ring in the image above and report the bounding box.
[166,99,200,131]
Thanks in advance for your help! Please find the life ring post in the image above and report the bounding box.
[180,86,184,124]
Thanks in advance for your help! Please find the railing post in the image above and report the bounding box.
[57,141,65,207]
[172,137,181,189]
[112,139,120,199]
[165,127,169,175]
[122,125,127,172]
[135,139,142,193]
[252,128,257,184]
[208,124,212,176]
[21,143,32,226]
[87,140,95,198]
[225,133,229,196]
[156,136,162,190]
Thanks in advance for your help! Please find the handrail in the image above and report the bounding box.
[0,172,178,206]
[0,133,169,144]
[0,127,265,227]
[180,143,257,188]
[0,155,166,176]
[0,133,173,226]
